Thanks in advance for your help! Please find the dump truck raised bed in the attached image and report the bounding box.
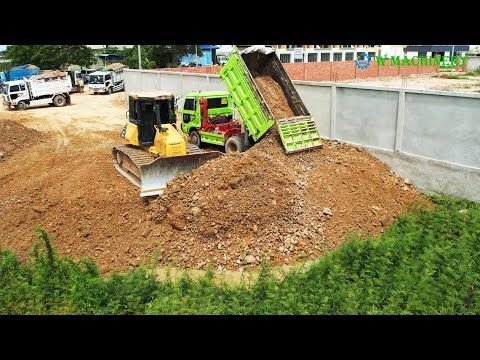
[219,45,321,153]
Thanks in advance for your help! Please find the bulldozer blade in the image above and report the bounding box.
[139,151,224,197]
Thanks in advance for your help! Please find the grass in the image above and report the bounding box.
[444,68,480,80]
[1,195,480,314]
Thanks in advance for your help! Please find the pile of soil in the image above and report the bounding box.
[113,93,127,107]
[254,75,294,119]
[0,93,426,274]
[0,119,43,161]
[32,70,68,79]
[150,127,424,271]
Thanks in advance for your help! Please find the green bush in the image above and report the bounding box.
[1,195,480,314]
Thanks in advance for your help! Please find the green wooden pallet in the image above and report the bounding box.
[277,116,322,154]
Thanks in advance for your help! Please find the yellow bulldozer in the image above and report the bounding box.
[112,91,223,196]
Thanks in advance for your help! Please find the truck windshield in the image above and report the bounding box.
[89,75,104,84]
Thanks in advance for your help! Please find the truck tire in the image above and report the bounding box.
[16,101,27,111]
[225,135,245,154]
[189,130,201,147]
[53,95,66,107]
[108,87,113,95]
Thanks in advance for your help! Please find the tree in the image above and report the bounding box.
[119,46,156,69]
[4,45,96,69]
[120,45,202,69]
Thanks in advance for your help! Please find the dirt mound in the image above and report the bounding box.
[0,92,426,275]
[150,126,424,271]
[113,93,127,107]
[0,119,43,160]
[254,75,294,119]
[32,70,68,79]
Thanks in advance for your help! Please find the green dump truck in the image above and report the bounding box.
[219,45,321,153]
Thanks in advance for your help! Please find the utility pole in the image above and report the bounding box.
[195,45,198,67]
[138,45,142,70]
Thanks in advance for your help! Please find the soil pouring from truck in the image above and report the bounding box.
[218,45,322,153]
[89,62,126,95]
[2,70,72,110]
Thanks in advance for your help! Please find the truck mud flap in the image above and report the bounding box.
[277,116,322,154]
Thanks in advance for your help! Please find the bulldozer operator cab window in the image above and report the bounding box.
[138,101,156,145]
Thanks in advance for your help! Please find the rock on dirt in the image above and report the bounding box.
[323,207,333,216]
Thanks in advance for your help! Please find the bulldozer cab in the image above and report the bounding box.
[127,91,176,146]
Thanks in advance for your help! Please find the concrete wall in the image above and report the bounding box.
[465,56,480,71]
[123,69,480,202]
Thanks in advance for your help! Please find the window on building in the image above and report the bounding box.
[333,52,342,61]
[321,53,330,62]
[368,52,376,59]
[345,52,354,61]
[279,53,291,63]
[286,45,301,49]
[315,45,328,49]
[418,52,427,57]
[307,53,318,62]
[294,57,304,63]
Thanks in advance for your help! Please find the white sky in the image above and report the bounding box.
[0,45,6,51]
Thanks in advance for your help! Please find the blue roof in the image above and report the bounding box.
[199,45,220,50]
[96,54,123,61]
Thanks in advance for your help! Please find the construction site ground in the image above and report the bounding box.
[339,71,480,93]
[0,90,426,275]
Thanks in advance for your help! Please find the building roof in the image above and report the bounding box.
[404,45,470,52]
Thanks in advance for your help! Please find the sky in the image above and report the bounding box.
[0,45,6,51]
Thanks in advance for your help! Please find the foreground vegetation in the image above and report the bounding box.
[1,196,479,315]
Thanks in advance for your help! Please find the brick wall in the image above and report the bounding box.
[158,66,221,74]
[282,60,439,81]
[157,60,442,81]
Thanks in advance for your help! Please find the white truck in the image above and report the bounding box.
[2,71,72,110]
[88,62,127,95]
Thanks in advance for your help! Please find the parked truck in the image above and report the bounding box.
[0,64,40,83]
[88,62,127,95]
[2,71,72,110]
[67,70,84,93]
[181,45,321,154]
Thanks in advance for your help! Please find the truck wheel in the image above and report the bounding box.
[189,130,201,147]
[225,136,245,154]
[16,101,27,111]
[108,87,113,95]
[53,95,66,107]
